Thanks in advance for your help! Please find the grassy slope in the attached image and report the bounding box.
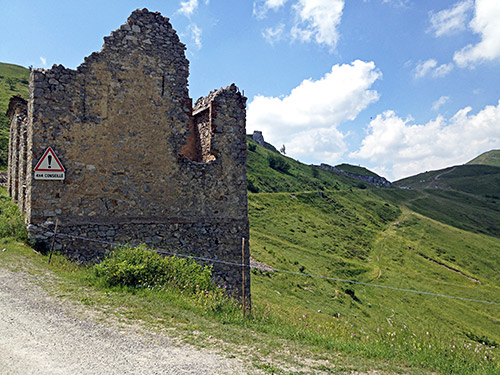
[248,191,500,342]
[467,150,500,167]
[247,136,365,193]
[335,163,381,178]
[389,165,500,238]
[247,140,500,365]
[394,164,500,194]
[0,63,30,168]
[2,183,498,374]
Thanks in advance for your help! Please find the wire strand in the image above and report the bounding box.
[47,231,500,306]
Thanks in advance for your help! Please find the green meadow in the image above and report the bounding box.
[0,63,30,168]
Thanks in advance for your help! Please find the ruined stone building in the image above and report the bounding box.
[7,9,250,296]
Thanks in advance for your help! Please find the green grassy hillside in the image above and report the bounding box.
[246,140,500,373]
[467,150,500,167]
[246,136,375,193]
[249,192,500,340]
[335,163,381,178]
[0,63,30,168]
[389,165,500,237]
[394,164,500,195]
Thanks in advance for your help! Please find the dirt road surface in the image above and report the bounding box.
[0,268,255,375]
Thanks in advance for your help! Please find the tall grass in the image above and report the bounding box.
[0,188,27,241]
[94,245,214,293]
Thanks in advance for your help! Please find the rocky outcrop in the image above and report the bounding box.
[318,163,392,187]
[252,131,265,146]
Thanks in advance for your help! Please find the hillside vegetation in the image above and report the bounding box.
[246,136,371,193]
[467,149,500,167]
[334,163,381,178]
[0,63,30,168]
[245,137,499,373]
[390,165,500,237]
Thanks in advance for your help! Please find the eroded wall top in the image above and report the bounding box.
[26,8,247,224]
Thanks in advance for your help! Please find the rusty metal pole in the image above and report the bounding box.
[48,219,59,264]
[242,237,246,319]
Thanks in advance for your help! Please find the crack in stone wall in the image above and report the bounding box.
[6,9,250,297]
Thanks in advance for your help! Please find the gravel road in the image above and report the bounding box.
[0,267,255,375]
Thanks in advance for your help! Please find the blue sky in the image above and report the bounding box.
[2,0,500,180]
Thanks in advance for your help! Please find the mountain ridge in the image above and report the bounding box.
[467,149,500,167]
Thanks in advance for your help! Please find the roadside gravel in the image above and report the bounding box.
[0,267,256,375]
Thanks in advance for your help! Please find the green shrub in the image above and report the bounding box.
[94,245,214,294]
[268,154,290,173]
[248,143,257,152]
[356,182,367,189]
[247,177,259,193]
[0,190,27,241]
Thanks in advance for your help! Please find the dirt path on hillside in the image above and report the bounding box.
[0,268,255,375]
[425,167,456,189]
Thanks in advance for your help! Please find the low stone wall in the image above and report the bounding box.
[29,217,247,289]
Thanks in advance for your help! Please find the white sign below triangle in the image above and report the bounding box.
[34,147,65,180]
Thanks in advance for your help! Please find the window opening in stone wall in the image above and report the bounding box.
[193,106,217,163]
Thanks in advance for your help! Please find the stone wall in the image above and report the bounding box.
[7,95,28,208]
[7,9,250,297]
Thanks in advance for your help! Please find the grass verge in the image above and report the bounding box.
[0,237,497,374]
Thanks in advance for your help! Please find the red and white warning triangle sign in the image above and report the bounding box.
[34,147,65,180]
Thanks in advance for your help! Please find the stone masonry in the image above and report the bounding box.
[7,9,250,297]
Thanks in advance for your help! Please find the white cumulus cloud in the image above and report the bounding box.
[428,0,473,37]
[414,59,438,78]
[351,100,500,180]
[253,0,289,19]
[178,0,199,17]
[254,0,345,49]
[247,60,381,165]
[291,0,344,48]
[433,62,454,77]
[40,56,47,66]
[189,24,202,49]
[414,59,453,78]
[454,0,500,67]
[432,96,450,111]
